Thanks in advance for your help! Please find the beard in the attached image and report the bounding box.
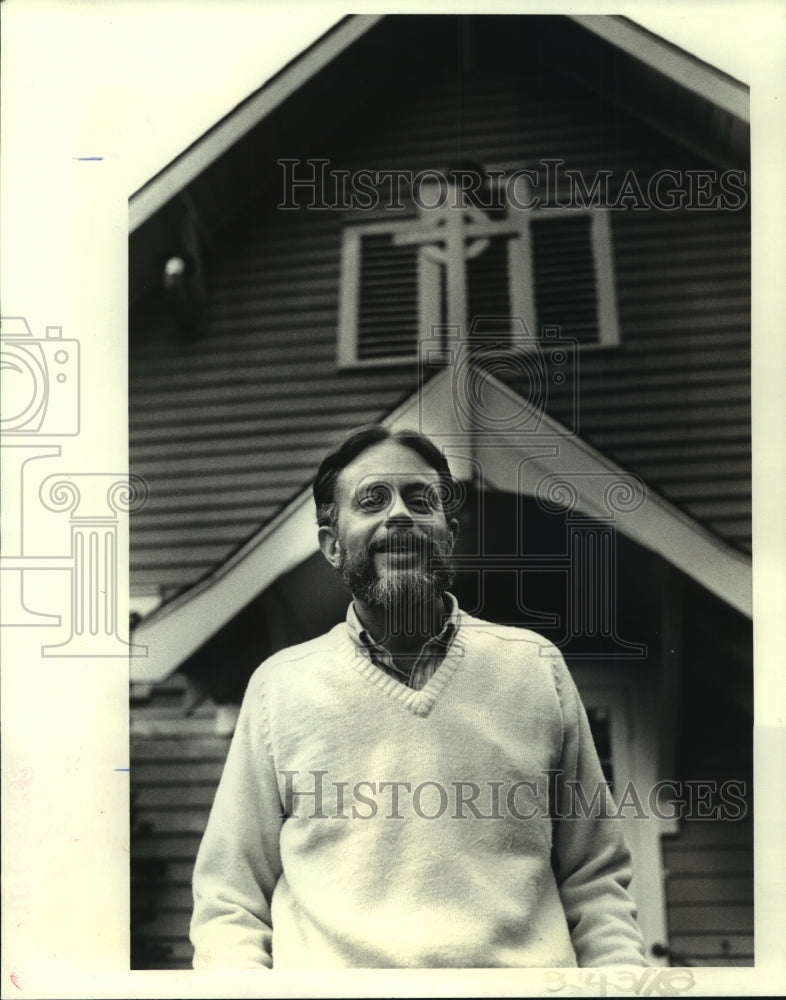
[337,530,456,612]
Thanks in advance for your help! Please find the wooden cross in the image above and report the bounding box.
[392,181,527,337]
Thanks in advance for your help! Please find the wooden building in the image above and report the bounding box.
[127,15,752,970]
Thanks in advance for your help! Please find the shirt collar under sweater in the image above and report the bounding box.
[345,592,460,691]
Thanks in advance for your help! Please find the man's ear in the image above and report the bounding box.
[448,517,459,551]
[318,525,342,570]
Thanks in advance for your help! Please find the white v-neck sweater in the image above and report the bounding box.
[191,612,646,969]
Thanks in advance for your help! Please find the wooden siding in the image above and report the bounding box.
[662,821,753,966]
[540,208,750,553]
[129,212,418,593]
[659,617,753,968]
[130,676,230,970]
[129,21,749,595]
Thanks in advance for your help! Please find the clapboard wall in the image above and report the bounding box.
[130,210,409,594]
[130,678,230,970]
[129,18,750,596]
[551,209,749,554]
[659,608,753,968]
[662,821,753,966]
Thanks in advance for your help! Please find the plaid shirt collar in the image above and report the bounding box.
[345,593,461,689]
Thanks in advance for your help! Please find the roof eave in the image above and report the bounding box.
[569,15,749,122]
[129,14,385,233]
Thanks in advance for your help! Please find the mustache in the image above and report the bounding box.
[370,531,453,558]
[371,531,430,552]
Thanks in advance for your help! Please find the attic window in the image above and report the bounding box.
[337,206,619,368]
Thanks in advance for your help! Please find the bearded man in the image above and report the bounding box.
[190,425,647,969]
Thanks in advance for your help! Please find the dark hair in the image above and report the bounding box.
[313,425,457,527]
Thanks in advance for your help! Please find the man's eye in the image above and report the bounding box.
[357,485,391,510]
[408,493,436,513]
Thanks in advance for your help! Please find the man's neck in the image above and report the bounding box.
[353,593,448,662]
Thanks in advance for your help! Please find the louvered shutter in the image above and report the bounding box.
[530,213,601,345]
[466,235,513,326]
[356,230,420,360]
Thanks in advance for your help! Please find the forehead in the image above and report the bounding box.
[336,439,441,500]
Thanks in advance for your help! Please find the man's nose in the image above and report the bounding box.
[385,490,414,524]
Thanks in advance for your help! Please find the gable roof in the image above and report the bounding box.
[129,14,749,235]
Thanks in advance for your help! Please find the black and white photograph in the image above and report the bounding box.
[2,2,785,997]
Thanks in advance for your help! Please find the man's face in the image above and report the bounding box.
[319,439,458,609]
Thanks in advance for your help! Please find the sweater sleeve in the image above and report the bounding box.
[190,668,282,969]
[550,654,647,967]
